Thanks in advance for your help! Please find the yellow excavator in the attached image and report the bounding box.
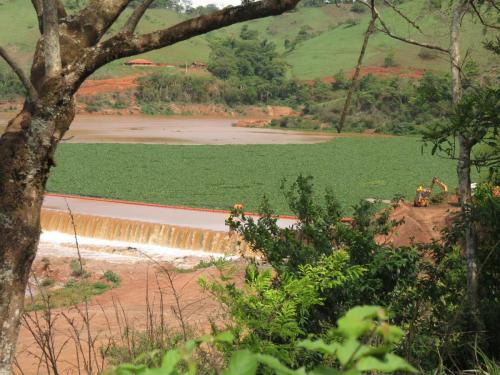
[414,177,448,207]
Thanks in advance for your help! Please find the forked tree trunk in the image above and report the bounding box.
[0,1,302,373]
[0,101,74,375]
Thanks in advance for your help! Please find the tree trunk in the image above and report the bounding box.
[0,102,74,375]
[450,0,480,326]
[456,138,479,308]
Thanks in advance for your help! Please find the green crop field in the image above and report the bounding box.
[1,0,496,80]
[47,137,466,214]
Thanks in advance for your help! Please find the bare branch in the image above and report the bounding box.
[31,0,44,33]
[376,15,449,53]
[0,46,38,102]
[469,0,500,30]
[383,0,424,34]
[338,8,377,133]
[486,0,499,12]
[123,0,156,34]
[43,0,62,76]
[95,0,301,67]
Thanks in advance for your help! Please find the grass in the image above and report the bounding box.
[1,1,496,80]
[26,279,112,312]
[47,137,468,214]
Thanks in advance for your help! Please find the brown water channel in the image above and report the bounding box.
[0,113,334,144]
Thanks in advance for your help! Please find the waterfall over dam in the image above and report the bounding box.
[40,209,250,254]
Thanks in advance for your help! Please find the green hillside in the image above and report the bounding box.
[0,0,497,80]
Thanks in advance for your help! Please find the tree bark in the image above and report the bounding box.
[0,1,303,373]
[0,100,74,375]
[450,0,480,326]
[42,0,62,76]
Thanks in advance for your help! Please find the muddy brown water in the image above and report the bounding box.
[0,113,334,144]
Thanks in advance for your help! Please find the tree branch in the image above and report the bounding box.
[96,0,301,64]
[43,0,62,76]
[469,0,500,30]
[68,0,132,46]
[383,0,424,34]
[0,46,38,102]
[376,14,449,53]
[486,0,499,12]
[123,0,156,34]
[31,0,44,33]
[31,0,67,34]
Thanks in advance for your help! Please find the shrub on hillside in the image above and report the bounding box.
[350,1,366,13]
[383,52,398,67]
[418,48,439,60]
[0,70,25,100]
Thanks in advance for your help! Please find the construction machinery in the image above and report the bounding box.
[414,177,448,207]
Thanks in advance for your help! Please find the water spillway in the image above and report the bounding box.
[40,209,249,254]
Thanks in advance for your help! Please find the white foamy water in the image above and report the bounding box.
[39,231,238,263]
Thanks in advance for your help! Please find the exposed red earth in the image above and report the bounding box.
[77,75,140,96]
[304,66,425,85]
[16,259,237,375]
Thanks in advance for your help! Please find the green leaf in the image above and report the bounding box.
[143,369,167,375]
[215,331,235,343]
[308,366,343,375]
[224,350,258,375]
[161,350,182,374]
[356,353,418,373]
[337,306,382,339]
[336,338,364,367]
[377,322,404,344]
[297,339,340,354]
[184,339,197,353]
[255,354,306,375]
[115,363,146,374]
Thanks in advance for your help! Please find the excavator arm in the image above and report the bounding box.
[430,177,448,193]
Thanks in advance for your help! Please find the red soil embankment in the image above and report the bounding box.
[305,66,425,85]
[77,75,139,96]
[377,201,458,247]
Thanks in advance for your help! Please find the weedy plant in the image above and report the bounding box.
[104,306,416,375]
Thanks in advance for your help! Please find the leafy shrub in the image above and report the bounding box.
[103,270,121,286]
[270,116,324,130]
[418,48,439,60]
[70,259,85,277]
[104,306,416,375]
[430,191,448,204]
[331,70,350,90]
[350,1,366,13]
[344,18,360,27]
[40,278,55,288]
[383,52,398,68]
[140,102,174,116]
[0,69,25,100]
[212,175,471,371]
[136,74,219,104]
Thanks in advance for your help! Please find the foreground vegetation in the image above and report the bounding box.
[47,137,461,213]
[101,176,499,374]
